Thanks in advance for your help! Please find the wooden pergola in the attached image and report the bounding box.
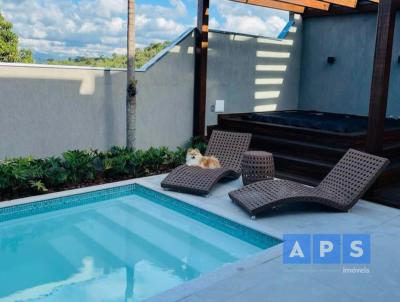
[193,0,400,156]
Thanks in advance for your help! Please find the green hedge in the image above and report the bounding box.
[0,137,207,201]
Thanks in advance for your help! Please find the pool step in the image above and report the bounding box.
[49,234,122,270]
[75,216,199,280]
[117,196,261,258]
[94,202,242,272]
[72,221,186,301]
[0,241,76,299]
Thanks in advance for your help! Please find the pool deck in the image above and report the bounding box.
[137,174,400,302]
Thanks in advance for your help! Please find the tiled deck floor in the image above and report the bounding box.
[138,174,400,302]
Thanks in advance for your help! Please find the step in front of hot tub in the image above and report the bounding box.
[273,153,333,182]
[275,170,320,187]
[368,182,400,209]
[383,142,400,160]
[249,134,347,163]
[215,116,368,147]
[273,153,399,184]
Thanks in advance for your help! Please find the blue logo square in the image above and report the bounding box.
[283,234,311,264]
[343,234,371,264]
[313,234,341,264]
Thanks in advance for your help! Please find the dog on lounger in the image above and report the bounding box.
[186,148,221,169]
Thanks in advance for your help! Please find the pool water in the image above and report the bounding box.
[0,185,279,302]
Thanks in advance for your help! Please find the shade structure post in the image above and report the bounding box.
[193,0,209,137]
[366,0,399,155]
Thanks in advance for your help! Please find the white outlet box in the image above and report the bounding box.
[215,100,225,113]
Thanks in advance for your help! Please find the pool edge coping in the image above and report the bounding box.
[0,178,139,209]
[0,176,284,240]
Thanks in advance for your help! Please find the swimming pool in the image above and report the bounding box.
[0,184,280,302]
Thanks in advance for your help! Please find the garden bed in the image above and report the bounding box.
[0,138,207,201]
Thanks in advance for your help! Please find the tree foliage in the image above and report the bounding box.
[0,13,34,63]
[47,41,169,69]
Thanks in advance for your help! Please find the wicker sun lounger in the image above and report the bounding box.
[161,130,252,195]
[229,149,389,218]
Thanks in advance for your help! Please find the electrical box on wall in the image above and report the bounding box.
[327,57,336,64]
[215,100,225,113]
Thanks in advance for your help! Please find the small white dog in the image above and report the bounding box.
[186,148,221,169]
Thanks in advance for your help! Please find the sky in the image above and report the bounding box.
[0,0,288,61]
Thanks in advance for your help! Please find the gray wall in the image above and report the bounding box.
[0,65,125,159]
[299,12,400,117]
[206,16,303,126]
[0,33,194,159]
[0,22,302,159]
[135,32,194,150]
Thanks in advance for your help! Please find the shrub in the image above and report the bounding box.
[0,157,47,196]
[42,157,68,189]
[100,147,136,179]
[0,138,207,201]
[62,150,96,185]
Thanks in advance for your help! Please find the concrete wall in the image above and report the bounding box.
[0,65,125,159]
[206,15,303,126]
[0,32,194,159]
[299,12,400,117]
[135,32,194,150]
[0,22,302,159]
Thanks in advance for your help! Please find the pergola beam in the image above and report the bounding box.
[366,0,399,154]
[321,0,358,8]
[280,0,330,10]
[232,0,306,13]
[304,1,378,17]
[229,0,382,15]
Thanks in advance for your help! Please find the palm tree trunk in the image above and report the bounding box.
[126,0,136,149]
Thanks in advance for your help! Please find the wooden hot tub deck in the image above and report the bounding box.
[209,111,400,208]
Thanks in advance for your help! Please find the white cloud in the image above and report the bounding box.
[100,36,125,45]
[212,0,288,37]
[0,0,190,59]
[95,0,125,18]
[139,0,188,19]
[0,0,188,57]
[209,18,220,29]
[0,0,288,60]
[79,22,97,34]
[107,18,125,34]
[223,15,286,37]
[32,26,47,39]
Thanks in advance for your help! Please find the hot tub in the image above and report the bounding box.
[243,110,400,134]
